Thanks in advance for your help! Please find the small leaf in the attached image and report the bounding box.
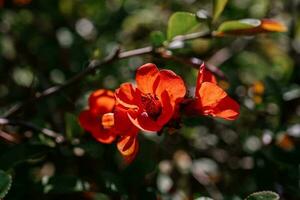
[65,112,83,140]
[245,191,279,200]
[212,0,228,22]
[215,19,287,36]
[167,12,199,40]
[150,31,166,47]
[216,19,260,33]
[0,170,12,198]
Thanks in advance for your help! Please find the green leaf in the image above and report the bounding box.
[215,19,286,36]
[0,170,12,199]
[167,12,199,40]
[245,191,279,200]
[0,144,50,170]
[150,31,166,47]
[216,19,260,34]
[65,112,83,140]
[212,0,228,22]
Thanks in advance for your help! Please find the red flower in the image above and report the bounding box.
[115,63,186,132]
[78,89,139,162]
[78,89,117,143]
[187,63,240,120]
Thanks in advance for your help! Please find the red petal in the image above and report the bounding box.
[136,63,159,94]
[198,82,239,120]
[211,95,240,120]
[88,89,115,115]
[93,130,116,144]
[198,82,227,107]
[128,111,161,132]
[156,91,174,127]
[155,69,186,103]
[195,63,217,97]
[117,135,139,163]
[78,110,116,143]
[114,105,139,136]
[115,83,140,109]
[78,110,96,132]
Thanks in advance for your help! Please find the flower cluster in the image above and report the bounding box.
[78,63,240,163]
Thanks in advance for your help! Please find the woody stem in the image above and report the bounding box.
[2,31,211,118]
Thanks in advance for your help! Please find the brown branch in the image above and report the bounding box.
[0,118,64,143]
[3,46,153,117]
[207,38,251,66]
[158,49,227,79]
[0,130,20,144]
[2,31,212,118]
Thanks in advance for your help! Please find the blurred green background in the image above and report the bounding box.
[1,0,300,199]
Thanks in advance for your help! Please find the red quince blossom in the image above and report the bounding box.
[115,63,186,132]
[186,63,240,120]
[78,89,139,162]
[78,89,117,144]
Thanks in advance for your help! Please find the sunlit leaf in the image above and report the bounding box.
[212,0,228,22]
[215,19,287,36]
[167,12,199,40]
[0,170,12,199]
[245,191,279,200]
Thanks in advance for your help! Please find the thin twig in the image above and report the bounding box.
[0,130,20,144]
[2,31,211,118]
[159,49,227,79]
[0,118,64,143]
[207,38,251,66]
[3,46,154,117]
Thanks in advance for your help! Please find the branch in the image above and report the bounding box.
[3,46,153,117]
[2,31,211,118]
[0,117,64,143]
[158,50,227,79]
[0,130,20,144]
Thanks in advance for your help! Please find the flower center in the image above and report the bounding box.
[141,93,162,120]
